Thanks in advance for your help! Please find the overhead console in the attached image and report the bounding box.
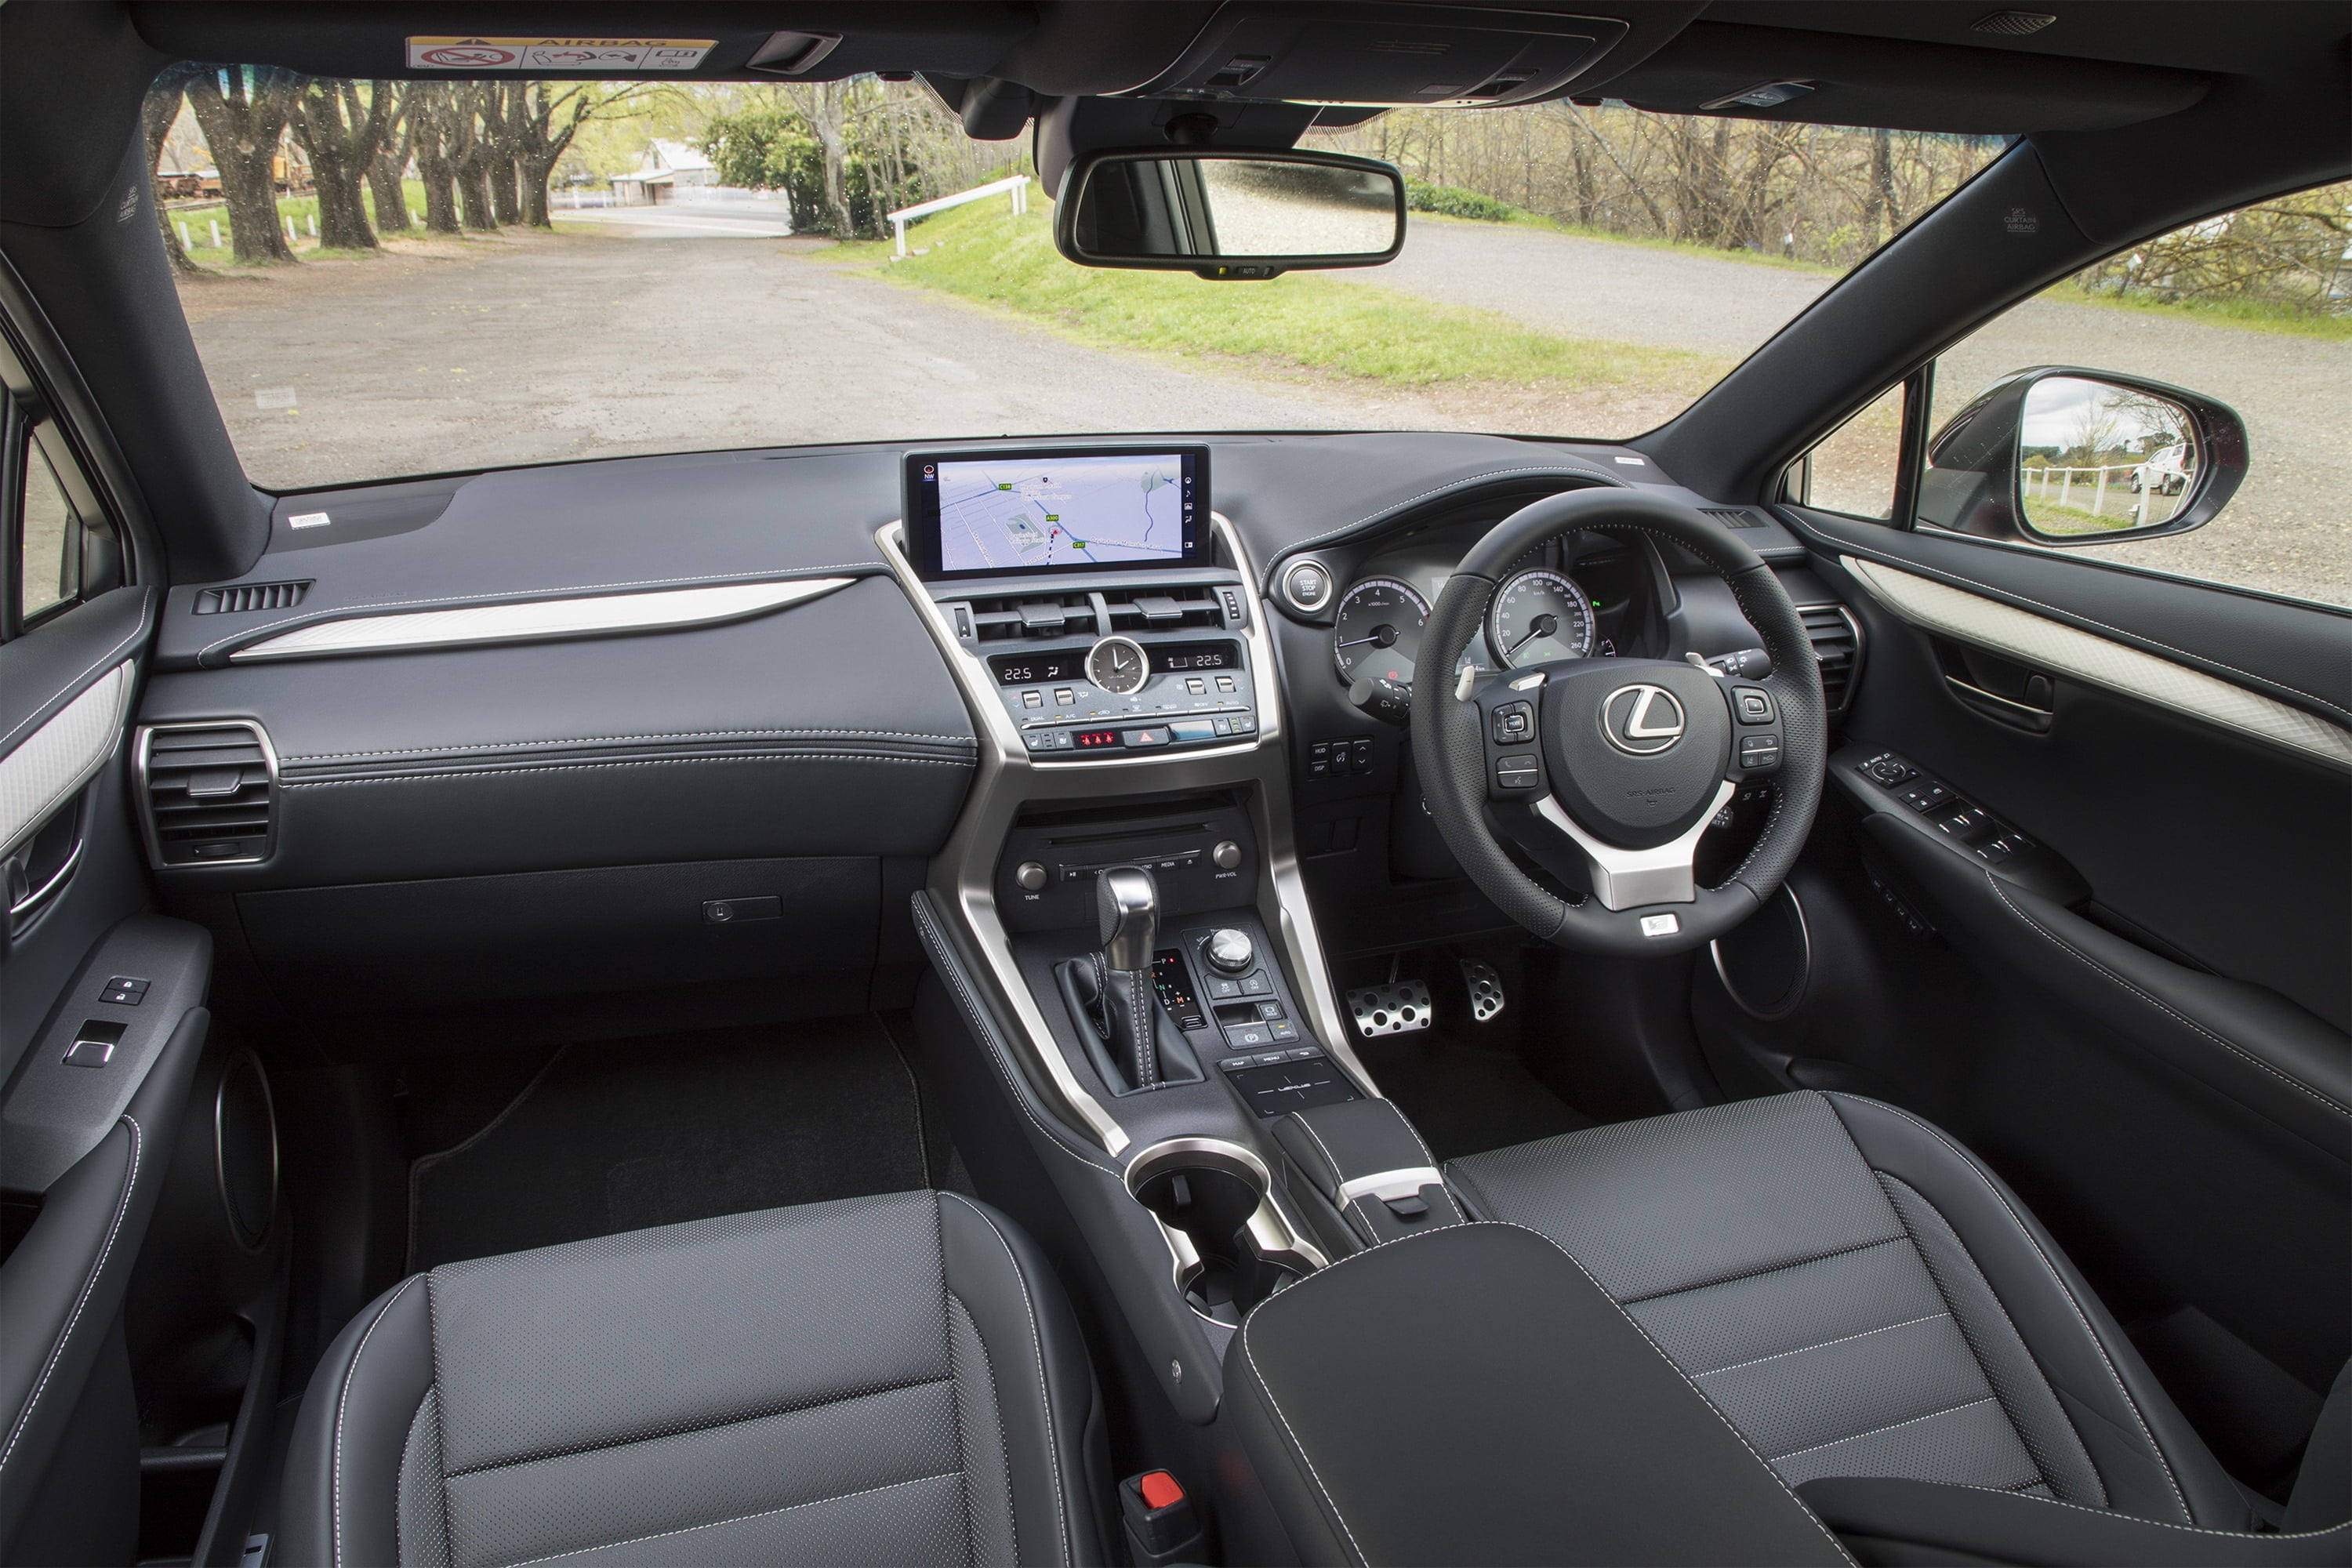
[906,447,1261,758]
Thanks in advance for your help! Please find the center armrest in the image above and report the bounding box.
[1224,1222,1850,1566]
[1272,1097,1463,1246]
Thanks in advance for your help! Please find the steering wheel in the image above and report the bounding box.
[1409,488,1825,956]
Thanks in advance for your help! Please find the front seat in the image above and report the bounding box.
[277,1190,1105,1567]
[1445,1091,2348,1552]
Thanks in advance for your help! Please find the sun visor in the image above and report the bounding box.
[1595,21,2208,134]
[1120,2,1635,108]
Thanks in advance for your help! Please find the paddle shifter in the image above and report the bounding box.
[1094,866,1163,1089]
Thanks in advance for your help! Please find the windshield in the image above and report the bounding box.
[160,74,2013,489]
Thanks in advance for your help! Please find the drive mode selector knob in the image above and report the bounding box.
[1204,928,1254,974]
[1015,861,1048,892]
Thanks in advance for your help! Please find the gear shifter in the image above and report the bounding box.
[1094,866,1163,1089]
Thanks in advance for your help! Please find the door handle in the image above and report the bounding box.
[1944,673,2055,733]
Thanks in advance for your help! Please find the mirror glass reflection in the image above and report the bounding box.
[2018,376,2200,536]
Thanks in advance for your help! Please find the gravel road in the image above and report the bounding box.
[182,219,2343,603]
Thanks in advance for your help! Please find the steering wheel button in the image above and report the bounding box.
[1734,687,1776,724]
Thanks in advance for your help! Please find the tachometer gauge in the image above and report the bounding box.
[1487,568,1598,667]
[1331,578,1430,698]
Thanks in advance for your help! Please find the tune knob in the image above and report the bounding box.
[1203,928,1254,974]
[1211,840,1243,871]
[1015,861,1048,892]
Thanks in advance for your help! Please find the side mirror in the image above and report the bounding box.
[1916,367,2247,546]
[1054,148,1405,279]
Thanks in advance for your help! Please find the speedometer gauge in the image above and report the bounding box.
[1487,568,1598,667]
[1331,578,1430,698]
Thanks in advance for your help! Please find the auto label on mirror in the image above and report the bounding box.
[405,38,716,71]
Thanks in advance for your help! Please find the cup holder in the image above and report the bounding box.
[1125,1138,1327,1327]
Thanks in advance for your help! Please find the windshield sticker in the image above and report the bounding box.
[405,38,715,71]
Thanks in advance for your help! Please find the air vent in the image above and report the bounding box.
[1700,507,1766,530]
[1798,604,1863,714]
[1102,584,1224,633]
[194,581,310,614]
[138,722,278,866]
[961,593,1101,644]
[1970,9,2055,36]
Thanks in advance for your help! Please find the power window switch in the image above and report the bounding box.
[1898,782,1954,812]
[64,1022,125,1069]
[1976,837,2016,864]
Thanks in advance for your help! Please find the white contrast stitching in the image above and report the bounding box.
[280,753,973,788]
[0,1116,141,1476]
[1695,1312,1952,1380]
[1849,1480,2352,1541]
[195,564,887,658]
[942,1193,1073,1568]
[1769,1396,2000,1465]
[1236,1329,1372,1566]
[496,1468,962,1567]
[1984,874,2350,1118]
[1825,1094,2194,1524]
[288,728,973,761]
[1483,1223,1861,1564]
[332,1274,423,1568]
[0,615,147,755]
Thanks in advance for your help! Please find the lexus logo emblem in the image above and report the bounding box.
[1600,684,1687,756]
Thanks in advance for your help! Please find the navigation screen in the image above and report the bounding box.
[907,447,1204,579]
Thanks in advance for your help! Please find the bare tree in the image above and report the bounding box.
[365,82,412,234]
[143,64,205,277]
[511,82,663,227]
[186,65,301,264]
[451,85,500,230]
[483,84,523,226]
[288,78,394,250]
[409,85,463,234]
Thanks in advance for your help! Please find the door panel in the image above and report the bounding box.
[1695,503,2350,1489]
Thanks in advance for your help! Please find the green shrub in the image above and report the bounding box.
[1404,179,1523,222]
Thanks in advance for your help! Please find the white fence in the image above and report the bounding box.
[2022,462,2166,524]
[887,175,1031,257]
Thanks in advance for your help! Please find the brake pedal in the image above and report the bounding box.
[1461,960,1505,1023]
[1348,980,1432,1037]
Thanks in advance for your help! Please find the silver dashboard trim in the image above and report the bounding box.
[227,577,854,661]
[1842,557,2352,772]
[1534,779,1739,909]
[877,511,1380,1160]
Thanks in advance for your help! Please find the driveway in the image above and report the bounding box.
[1347,220,2347,604]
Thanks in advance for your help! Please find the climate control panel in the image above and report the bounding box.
[988,637,1258,756]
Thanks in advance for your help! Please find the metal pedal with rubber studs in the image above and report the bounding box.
[1461,960,1505,1022]
[1348,981,1432,1036]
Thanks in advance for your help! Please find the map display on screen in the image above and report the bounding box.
[924,452,1197,574]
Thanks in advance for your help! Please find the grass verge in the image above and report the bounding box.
[833,200,1727,396]
[2036,281,2352,342]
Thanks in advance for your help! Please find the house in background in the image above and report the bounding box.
[610,140,716,205]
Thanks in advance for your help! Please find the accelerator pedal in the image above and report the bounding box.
[1461,960,1506,1023]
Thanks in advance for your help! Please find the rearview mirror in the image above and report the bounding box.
[1915,367,2247,546]
[1054,149,1405,279]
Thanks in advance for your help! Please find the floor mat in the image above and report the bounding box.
[408,1015,927,1270]
[1355,1032,1594,1166]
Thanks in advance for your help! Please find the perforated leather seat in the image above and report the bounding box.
[1444,1091,2349,1555]
[276,1191,1105,1568]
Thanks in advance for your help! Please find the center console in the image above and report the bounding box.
[884,445,1464,1461]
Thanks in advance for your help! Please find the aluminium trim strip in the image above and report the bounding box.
[1842,557,2352,773]
[226,578,854,661]
[0,661,134,861]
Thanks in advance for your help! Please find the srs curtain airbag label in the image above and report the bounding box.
[405,38,716,71]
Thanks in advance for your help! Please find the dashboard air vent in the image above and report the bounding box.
[1699,508,1765,530]
[194,580,311,614]
[138,721,278,866]
[964,593,1100,644]
[1798,604,1862,714]
[1102,584,1223,633]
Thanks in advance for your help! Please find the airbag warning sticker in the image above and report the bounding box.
[405,38,716,71]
